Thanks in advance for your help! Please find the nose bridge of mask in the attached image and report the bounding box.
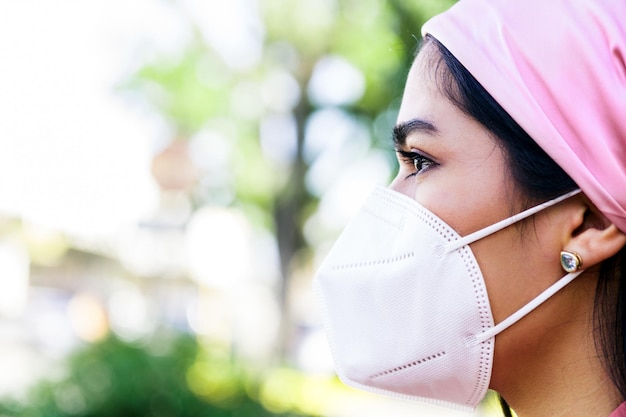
[440,188,582,345]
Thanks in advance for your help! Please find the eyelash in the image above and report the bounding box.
[396,149,438,178]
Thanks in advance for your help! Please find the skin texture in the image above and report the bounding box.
[389,45,626,417]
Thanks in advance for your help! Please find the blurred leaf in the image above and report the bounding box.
[0,331,312,417]
[122,43,232,135]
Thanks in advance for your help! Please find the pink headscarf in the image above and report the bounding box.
[422,0,626,231]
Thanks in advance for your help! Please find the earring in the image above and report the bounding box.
[560,250,583,273]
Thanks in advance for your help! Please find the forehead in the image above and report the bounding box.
[396,46,473,137]
[401,39,472,116]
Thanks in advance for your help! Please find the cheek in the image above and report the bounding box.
[470,228,528,324]
[413,148,513,236]
[414,173,513,237]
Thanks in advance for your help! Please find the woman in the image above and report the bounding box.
[314,0,626,416]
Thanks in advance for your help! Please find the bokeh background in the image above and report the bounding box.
[0,1,505,416]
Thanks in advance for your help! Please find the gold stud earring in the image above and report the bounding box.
[560,250,583,273]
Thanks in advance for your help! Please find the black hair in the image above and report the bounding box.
[422,34,626,415]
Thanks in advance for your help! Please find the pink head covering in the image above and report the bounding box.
[422,0,626,231]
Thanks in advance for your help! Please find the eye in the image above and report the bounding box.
[412,154,436,175]
[396,149,438,178]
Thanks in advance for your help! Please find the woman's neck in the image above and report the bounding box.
[492,274,622,417]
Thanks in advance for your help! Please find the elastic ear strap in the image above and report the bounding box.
[444,189,581,254]
[467,269,584,346]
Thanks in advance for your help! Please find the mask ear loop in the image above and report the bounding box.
[443,189,581,254]
[438,188,582,347]
[465,269,584,346]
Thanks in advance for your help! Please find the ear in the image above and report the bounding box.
[563,201,626,270]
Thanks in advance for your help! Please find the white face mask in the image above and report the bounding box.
[314,185,582,412]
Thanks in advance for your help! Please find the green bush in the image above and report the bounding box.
[0,332,307,417]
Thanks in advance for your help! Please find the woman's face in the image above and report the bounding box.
[390,46,570,390]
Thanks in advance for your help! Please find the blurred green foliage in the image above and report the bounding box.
[122,45,233,137]
[0,332,309,417]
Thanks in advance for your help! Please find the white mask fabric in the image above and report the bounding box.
[314,185,582,412]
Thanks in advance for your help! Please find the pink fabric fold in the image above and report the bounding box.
[422,0,626,231]
[610,402,626,417]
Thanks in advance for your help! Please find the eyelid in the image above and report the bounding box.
[395,148,438,164]
[395,148,438,178]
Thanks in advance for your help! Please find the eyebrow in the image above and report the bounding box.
[392,118,439,148]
